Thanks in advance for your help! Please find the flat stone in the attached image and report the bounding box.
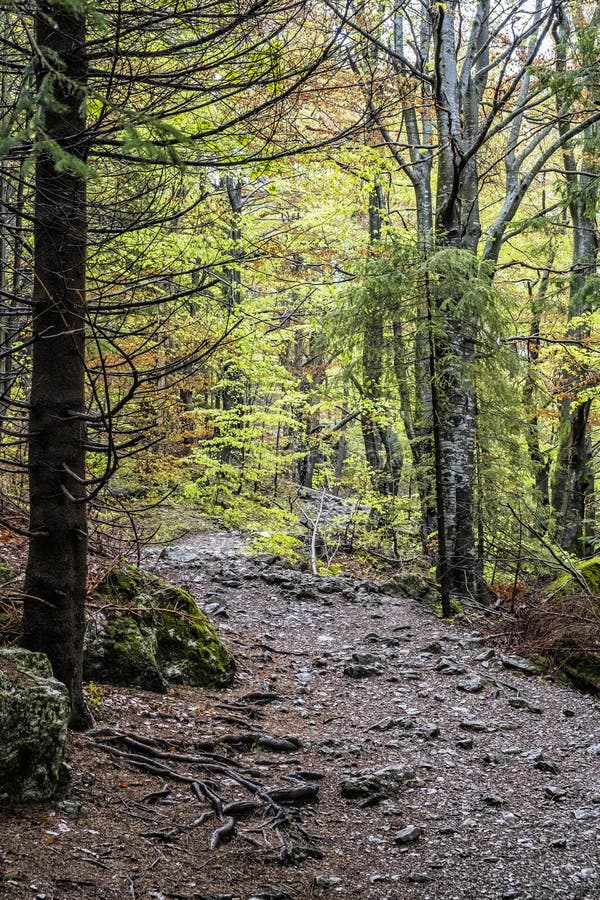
[436,657,467,676]
[368,717,399,732]
[421,641,443,654]
[508,697,542,714]
[341,765,417,799]
[343,662,382,679]
[459,720,488,732]
[457,675,485,693]
[394,824,423,845]
[534,760,561,775]
[418,723,440,740]
[573,808,599,821]
[501,654,539,675]
[482,794,505,806]
[483,751,508,766]
[545,785,566,801]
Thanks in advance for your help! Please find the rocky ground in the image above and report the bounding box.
[0,531,599,900]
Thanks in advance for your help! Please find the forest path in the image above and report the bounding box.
[1,531,599,900]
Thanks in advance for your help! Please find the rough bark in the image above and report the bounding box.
[549,2,598,555]
[22,0,91,729]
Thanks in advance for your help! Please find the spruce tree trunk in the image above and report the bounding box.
[22,0,91,730]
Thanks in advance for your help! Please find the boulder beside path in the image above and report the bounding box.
[0,648,70,804]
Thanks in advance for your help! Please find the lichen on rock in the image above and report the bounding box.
[84,565,235,691]
[0,648,70,804]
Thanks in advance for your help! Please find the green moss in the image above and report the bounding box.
[99,616,166,692]
[85,566,235,690]
[385,572,439,603]
[551,557,600,596]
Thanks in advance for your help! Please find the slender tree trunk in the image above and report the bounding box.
[523,276,551,508]
[361,178,403,496]
[22,0,91,730]
[550,6,598,554]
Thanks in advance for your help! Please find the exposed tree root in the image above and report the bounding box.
[90,727,321,859]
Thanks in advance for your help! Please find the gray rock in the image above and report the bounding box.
[421,641,443,654]
[384,573,438,602]
[394,824,423,844]
[341,764,417,799]
[481,794,505,806]
[56,800,89,817]
[459,720,488,732]
[418,723,440,740]
[313,876,342,890]
[545,785,566,800]
[457,674,485,693]
[501,655,540,675]
[508,697,542,714]
[549,837,567,849]
[483,751,509,766]
[436,657,467,676]
[534,760,561,775]
[343,662,382,679]
[368,717,399,732]
[573,807,599,821]
[457,737,474,749]
[0,649,70,803]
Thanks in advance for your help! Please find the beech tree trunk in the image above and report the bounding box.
[550,4,598,555]
[22,0,91,730]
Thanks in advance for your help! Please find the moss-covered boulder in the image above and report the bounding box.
[553,651,600,694]
[383,571,439,603]
[551,557,600,596]
[84,566,235,691]
[0,649,70,804]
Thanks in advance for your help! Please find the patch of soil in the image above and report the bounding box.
[1,531,599,899]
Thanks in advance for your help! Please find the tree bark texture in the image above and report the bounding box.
[22,1,91,729]
[550,4,598,554]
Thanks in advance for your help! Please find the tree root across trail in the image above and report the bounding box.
[90,726,322,862]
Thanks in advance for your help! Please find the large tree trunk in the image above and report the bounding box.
[22,0,91,730]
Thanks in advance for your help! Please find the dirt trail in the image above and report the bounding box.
[0,532,599,900]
